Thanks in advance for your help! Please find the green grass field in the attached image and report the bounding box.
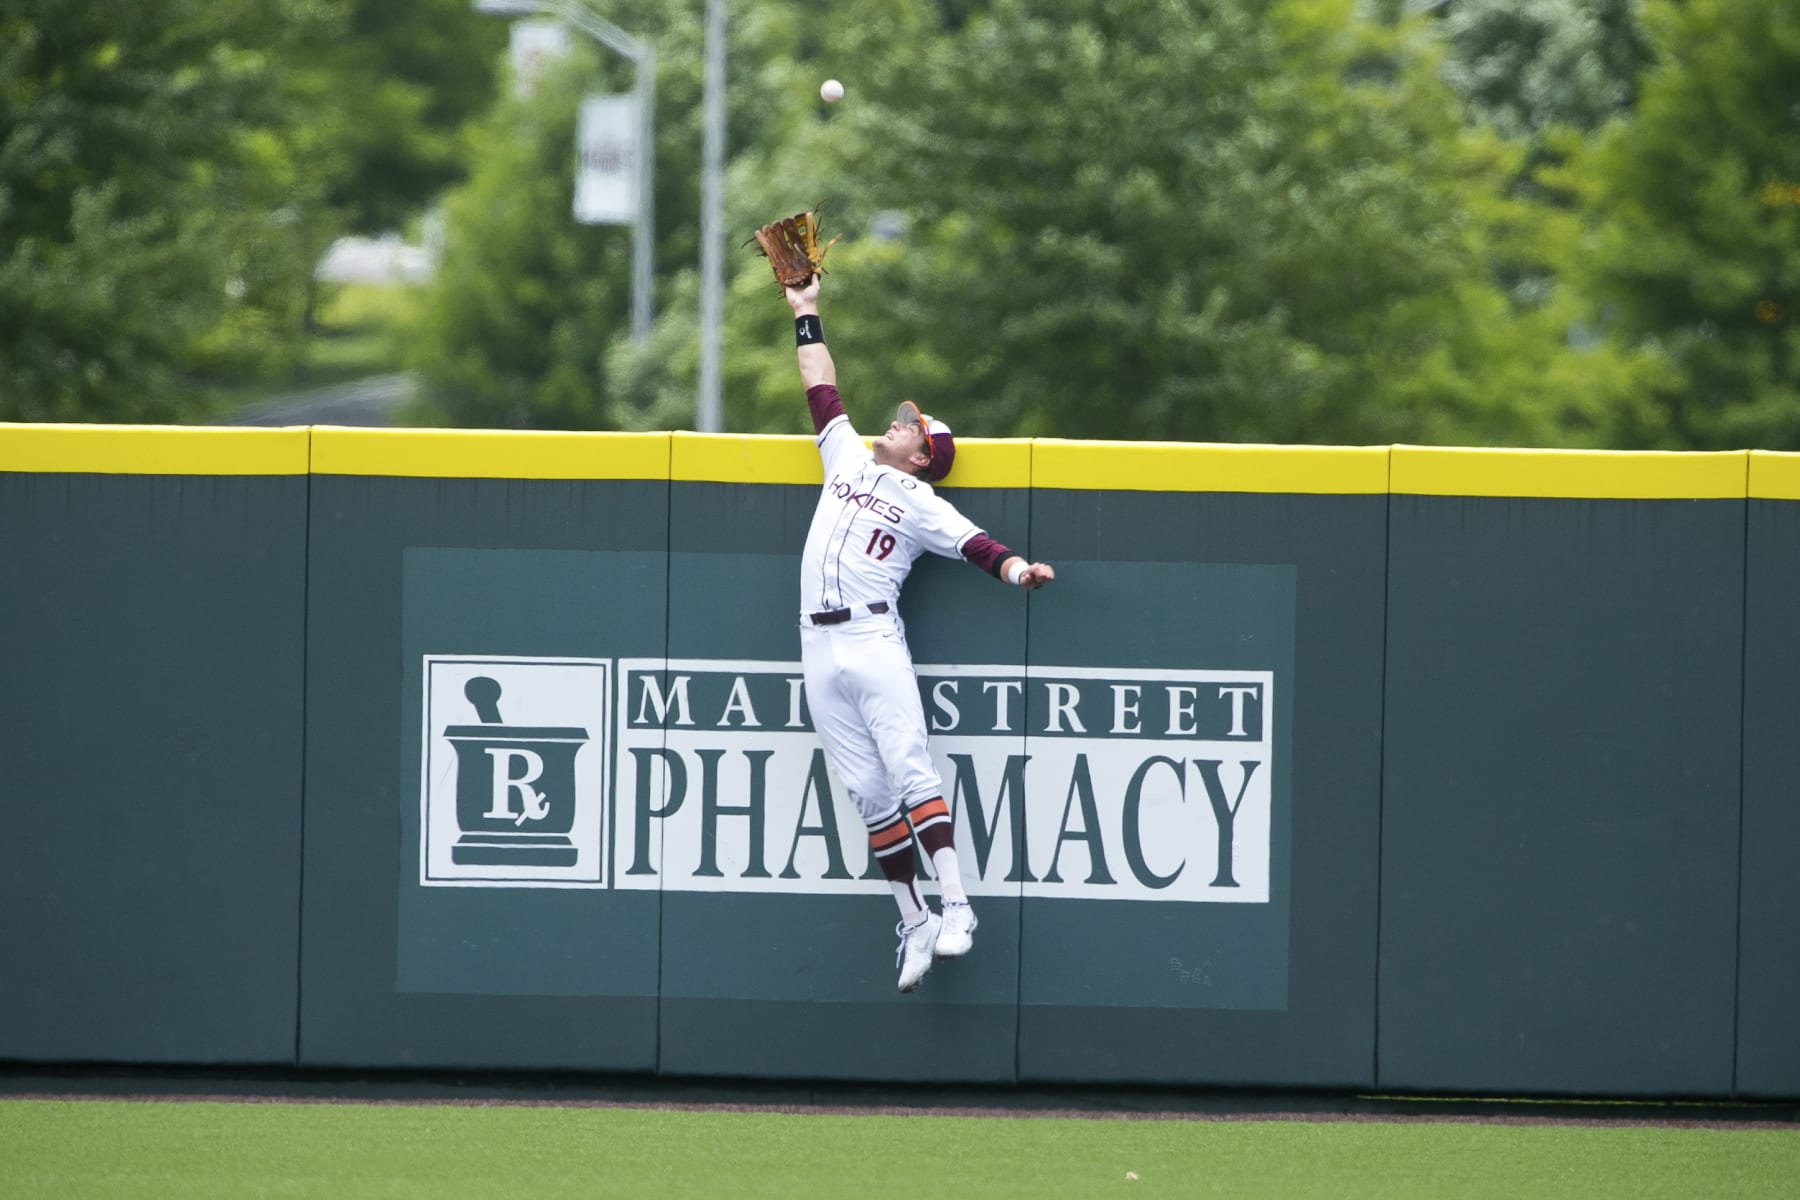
[3,1099,1797,1199]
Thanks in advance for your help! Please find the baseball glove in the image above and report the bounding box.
[748,208,840,288]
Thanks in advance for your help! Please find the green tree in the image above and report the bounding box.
[417,0,1666,447]
[408,0,821,429]
[1356,0,1672,452]
[1567,0,1800,448]
[317,0,508,236]
[721,0,1619,445]
[0,0,344,421]
[403,51,628,428]
[1438,0,1650,140]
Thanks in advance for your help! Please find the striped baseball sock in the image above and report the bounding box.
[907,797,968,906]
[868,810,925,923]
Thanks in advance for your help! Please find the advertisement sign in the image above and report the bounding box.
[574,94,639,225]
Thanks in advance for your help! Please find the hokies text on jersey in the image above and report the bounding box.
[825,472,907,524]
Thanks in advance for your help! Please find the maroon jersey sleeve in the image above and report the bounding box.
[961,533,1014,578]
[806,384,845,435]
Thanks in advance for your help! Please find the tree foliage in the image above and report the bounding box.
[316,0,508,236]
[714,0,1625,445]
[0,0,505,423]
[402,51,629,429]
[408,0,1691,446]
[1563,0,1800,448]
[1438,0,1651,140]
[0,0,341,420]
[9,0,1795,447]
[406,0,818,429]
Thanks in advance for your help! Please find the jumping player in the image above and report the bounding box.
[780,273,1055,993]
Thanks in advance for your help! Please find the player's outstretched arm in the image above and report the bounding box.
[784,276,835,390]
[997,555,1056,591]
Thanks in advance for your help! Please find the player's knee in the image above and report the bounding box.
[898,779,945,812]
[856,794,903,830]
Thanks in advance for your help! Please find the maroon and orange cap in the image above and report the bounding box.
[896,400,955,483]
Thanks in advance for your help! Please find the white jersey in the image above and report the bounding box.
[799,412,982,618]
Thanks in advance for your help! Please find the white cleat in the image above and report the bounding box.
[896,913,941,993]
[935,901,978,958]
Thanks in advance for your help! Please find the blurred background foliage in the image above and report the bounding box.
[2,0,1796,448]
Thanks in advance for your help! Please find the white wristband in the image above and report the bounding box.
[1006,560,1028,587]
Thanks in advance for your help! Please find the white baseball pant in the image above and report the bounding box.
[799,611,943,828]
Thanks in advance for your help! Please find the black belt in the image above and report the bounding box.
[809,601,890,625]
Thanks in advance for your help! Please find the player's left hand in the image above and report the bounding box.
[784,274,821,313]
[1019,562,1055,590]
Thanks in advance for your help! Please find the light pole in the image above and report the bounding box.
[695,0,725,433]
[474,0,655,342]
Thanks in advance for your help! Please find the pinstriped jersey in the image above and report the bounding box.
[800,411,982,618]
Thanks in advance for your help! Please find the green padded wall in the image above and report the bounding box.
[1017,479,1387,1088]
[298,470,669,1071]
[0,449,307,1063]
[7,425,1794,1102]
[653,480,1030,1082]
[1738,488,1800,1097]
[1380,488,1743,1097]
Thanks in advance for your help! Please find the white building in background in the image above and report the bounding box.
[314,234,437,286]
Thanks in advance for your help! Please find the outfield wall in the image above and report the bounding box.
[0,423,1794,1100]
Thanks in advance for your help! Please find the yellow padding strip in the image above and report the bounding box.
[2,424,1767,498]
[1392,446,1746,499]
[942,439,1033,489]
[310,426,670,479]
[1749,451,1800,500]
[1033,439,1389,494]
[672,433,822,484]
[670,432,1033,488]
[0,423,311,475]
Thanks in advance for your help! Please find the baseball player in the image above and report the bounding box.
[781,273,1055,993]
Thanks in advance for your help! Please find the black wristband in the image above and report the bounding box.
[795,314,824,346]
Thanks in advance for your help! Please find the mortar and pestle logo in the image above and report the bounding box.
[444,676,590,868]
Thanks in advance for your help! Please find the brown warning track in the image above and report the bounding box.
[4,1078,1798,1130]
[0,1096,1794,1130]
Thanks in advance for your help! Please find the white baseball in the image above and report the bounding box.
[820,78,845,103]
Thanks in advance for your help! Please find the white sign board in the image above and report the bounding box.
[574,94,640,225]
